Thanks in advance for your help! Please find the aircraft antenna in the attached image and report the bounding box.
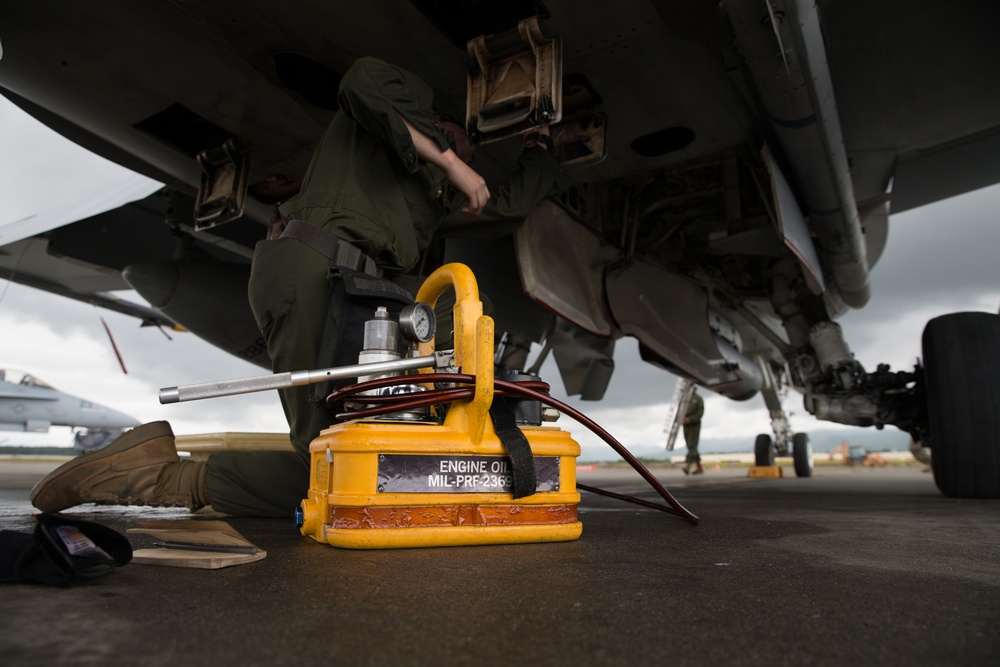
[101,317,128,374]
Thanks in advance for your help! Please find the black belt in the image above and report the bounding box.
[280,219,381,277]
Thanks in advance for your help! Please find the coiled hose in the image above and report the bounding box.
[327,373,699,525]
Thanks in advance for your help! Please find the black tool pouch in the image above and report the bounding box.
[0,513,132,587]
[309,267,416,411]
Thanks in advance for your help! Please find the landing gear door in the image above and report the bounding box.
[605,258,733,386]
[515,201,617,337]
[194,138,249,230]
[466,16,562,144]
[762,145,824,295]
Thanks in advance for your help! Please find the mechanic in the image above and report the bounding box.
[682,388,705,475]
[31,56,569,517]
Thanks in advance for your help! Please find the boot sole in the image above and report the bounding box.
[29,421,176,510]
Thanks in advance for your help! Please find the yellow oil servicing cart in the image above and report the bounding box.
[297,263,583,549]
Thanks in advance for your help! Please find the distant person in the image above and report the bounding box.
[683,389,704,475]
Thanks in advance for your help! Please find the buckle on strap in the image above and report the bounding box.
[280,220,381,277]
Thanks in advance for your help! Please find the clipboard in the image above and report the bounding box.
[127,520,266,569]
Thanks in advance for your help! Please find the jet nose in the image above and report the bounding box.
[82,399,141,429]
[112,409,142,429]
[95,405,142,429]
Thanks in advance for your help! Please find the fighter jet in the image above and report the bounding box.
[0,1,997,496]
[0,369,140,453]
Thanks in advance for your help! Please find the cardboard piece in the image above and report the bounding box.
[127,520,266,569]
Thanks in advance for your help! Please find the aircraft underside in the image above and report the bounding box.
[0,0,998,497]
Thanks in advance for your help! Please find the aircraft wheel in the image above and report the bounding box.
[754,434,774,466]
[792,432,813,478]
[923,312,1000,498]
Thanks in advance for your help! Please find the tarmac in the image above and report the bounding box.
[2,458,999,666]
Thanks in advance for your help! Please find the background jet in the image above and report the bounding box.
[0,369,140,453]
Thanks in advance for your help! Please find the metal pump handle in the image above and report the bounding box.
[159,355,441,404]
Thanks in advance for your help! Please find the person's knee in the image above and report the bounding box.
[206,451,310,517]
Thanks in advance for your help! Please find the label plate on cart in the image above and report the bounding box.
[377,455,560,493]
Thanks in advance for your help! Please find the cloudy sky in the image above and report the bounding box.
[1,95,997,460]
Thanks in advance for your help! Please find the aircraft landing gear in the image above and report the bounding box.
[753,431,813,477]
[754,434,775,466]
[922,311,1000,498]
[792,432,814,477]
[755,359,813,478]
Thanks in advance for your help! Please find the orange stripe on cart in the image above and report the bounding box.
[330,504,578,529]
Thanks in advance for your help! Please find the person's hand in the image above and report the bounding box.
[397,113,491,216]
[442,153,490,216]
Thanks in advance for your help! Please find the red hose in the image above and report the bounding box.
[326,373,699,525]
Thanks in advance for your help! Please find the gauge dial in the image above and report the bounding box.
[399,302,437,343]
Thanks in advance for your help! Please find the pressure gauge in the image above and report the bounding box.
[398,302,437,344]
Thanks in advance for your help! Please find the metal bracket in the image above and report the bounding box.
[757,355,792,454]
[193,138,249,230]
[550,73,606,168]
[466,16,562,144]
[550,113,607,168]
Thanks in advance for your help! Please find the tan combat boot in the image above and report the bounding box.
[30,421,208,512]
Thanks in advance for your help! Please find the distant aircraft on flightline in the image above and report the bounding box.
[0,369,140,453]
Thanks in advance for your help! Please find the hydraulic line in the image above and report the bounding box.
[327,373,700,525]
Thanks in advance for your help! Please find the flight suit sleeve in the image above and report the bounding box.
[436,147,572,238]
[337,56,449,174]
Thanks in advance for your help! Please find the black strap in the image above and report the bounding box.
[281,220,381,277]
[339,268,415,304]
[489,396,537,499]
[310,267,415,410]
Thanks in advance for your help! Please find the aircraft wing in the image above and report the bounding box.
[0,1,997,462]
[0,169,177,327]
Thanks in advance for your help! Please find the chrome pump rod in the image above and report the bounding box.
[159,355,439,404]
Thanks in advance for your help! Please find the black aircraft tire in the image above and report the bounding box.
[923,311,1000,498]
[792,432,813,478]
[754,434,774,466]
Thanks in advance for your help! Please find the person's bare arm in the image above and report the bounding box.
[398,115,490,216]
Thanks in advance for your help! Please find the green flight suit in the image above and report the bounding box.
[205,56,570,517]
[684,392,704,465]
